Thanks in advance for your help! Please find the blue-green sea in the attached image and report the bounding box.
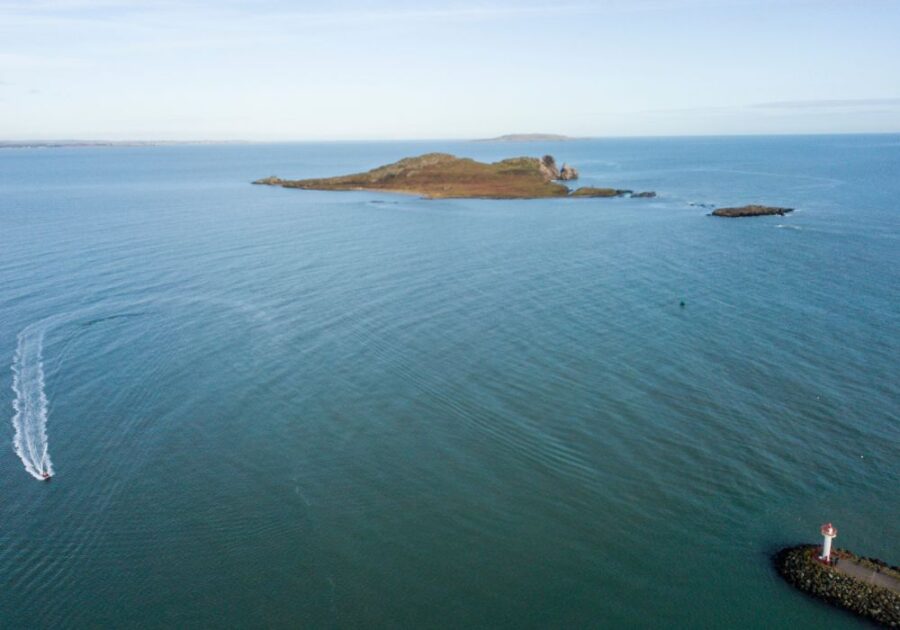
[1,136,898,628]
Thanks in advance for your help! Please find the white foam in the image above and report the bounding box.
[8,295,277,481]
[11,325,54,480]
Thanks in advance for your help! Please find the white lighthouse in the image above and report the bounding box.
[820,522,838,563]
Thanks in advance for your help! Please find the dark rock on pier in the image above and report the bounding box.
[774,545,900,627]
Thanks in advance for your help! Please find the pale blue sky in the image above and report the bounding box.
[2,0,900,140]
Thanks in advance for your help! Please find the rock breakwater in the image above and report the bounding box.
[775,544,900,627]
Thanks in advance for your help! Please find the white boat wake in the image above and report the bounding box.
[9,295,276,481]
[11,324,54,480]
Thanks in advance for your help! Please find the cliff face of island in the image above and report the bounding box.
[559,163,579,181]
[254,153,651,200]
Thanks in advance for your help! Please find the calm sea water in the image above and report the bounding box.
[1,136,898,628]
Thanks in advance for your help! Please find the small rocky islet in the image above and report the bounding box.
[775,545,900,627]
[711,204,794,218]
[570,187,656,198]
[253,152,785,213]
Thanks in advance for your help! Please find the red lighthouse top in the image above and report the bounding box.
[821,523,838,537]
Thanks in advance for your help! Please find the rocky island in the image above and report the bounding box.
[254,153,655,200]
[775,545,900,626]
[711,204,793,217]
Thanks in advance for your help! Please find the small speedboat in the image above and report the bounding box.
[41,472,51,481]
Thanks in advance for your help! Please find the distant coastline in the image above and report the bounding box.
[476,133,579,143]
[0,140,249,149]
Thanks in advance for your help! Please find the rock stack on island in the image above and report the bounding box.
[539,155,560,180]
[559,163,579,181]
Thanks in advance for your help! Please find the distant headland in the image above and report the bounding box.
[476,133,578,142]
[253,153,655,200]
[0,140,247,149]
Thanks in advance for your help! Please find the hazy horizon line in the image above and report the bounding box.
[3,130,900,145]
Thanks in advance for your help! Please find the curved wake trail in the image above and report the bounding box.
[7,296,275,481]
[11,325,54,480]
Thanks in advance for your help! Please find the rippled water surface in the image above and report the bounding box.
[1,136,898,627]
